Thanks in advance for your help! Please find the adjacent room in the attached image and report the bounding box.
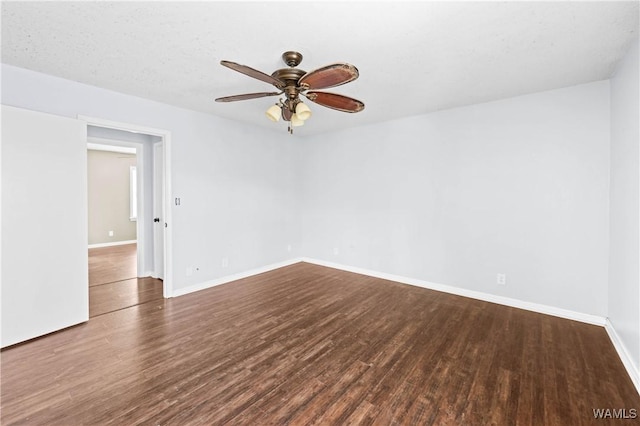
[1,1,639,424]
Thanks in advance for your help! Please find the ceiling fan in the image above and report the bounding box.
[215,51,365,134]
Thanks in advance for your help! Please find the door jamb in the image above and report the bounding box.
[152,140,165,280]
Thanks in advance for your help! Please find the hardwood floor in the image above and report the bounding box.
[88,243,138,286]
[89,277,164,317]
[1,262,638,424]
[88,243,163,317]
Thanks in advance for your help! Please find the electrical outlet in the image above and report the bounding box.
[333,247,339,255]
[497,273,506,285]
[108,230,114,237]
[222,257,229,268]
[287,244,292,252]
[186,266,193,277]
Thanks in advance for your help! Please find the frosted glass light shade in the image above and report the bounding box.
[266,105,281,122]
[295,102,312,121]
[291,113,304,127]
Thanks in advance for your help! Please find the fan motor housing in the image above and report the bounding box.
[271,68,306,85]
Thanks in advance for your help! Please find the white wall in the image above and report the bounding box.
[1,64,300,294]
[300,81,611,318]
[609,36,640,378]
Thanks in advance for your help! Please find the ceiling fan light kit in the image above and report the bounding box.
[265,104,281,122]
[290,113,305,128]
[295,102,312,120]
[215,51,364,134]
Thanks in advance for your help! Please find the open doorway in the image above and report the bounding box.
[81,117,172,316]
[87,137,161,316]
[87,143,137,279]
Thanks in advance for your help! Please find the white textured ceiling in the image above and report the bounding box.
[2,1,638,135]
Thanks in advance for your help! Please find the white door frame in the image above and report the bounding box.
[152,140,165,280]
[79,115,172,298]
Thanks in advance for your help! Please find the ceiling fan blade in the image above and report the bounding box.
[304,91,365,113]
[298,63,359,90]
[220,60,284,89]
[215,91,282,102]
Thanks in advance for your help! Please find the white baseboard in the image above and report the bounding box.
[171,257,605,326]
[605,319,640,395]
[88,240,137,249]
[300,257,607,326]
[171,258,304,298]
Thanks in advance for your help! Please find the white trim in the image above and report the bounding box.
[300,258,607,326]
[87,142,135,154]
[80,116,166,137]
[153,141,165,281]
[87,137,140,151]
[605,319,640,395]
[164,134,173,297]
[171,258,303,298]
[88,240,137,249]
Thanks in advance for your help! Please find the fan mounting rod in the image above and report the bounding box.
[273,51,306,83]
[282,51,303,67]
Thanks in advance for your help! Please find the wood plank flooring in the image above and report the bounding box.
[1,262,638,424]
[88,243,163,317]
[89,276,164,317]
[88,243,138,286]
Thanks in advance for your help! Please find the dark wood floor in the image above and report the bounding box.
[88,243,163,317]
[1,262,637,424]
